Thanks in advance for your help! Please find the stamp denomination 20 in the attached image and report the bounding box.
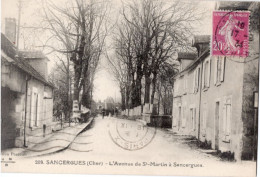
[212,11,250,57]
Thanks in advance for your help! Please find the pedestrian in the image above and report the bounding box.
[102,108,105,119]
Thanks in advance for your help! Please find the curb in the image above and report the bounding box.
[25,117,95,158]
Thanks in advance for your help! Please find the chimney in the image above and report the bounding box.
[19,51,49,79]
[192,35,210,56]
[177,52,197,71]
[5,18,17,45]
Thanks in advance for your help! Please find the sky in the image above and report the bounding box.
[1,0,215,103]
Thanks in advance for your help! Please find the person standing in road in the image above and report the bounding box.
[102,108,105,119]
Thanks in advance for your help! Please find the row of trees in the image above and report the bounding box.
[39,0,110,119]
[107,0,203,114]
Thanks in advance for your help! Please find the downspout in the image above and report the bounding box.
[24,75,31,147]
[198,56,204,140]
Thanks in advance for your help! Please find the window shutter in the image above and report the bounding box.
[190,109,193,129]
[173,106,177,127]
[220,57,225,82]
[193,70,196,93]
[30,92,34,128]
[226,102,231,136]
[202,63,205,89]
[197,68,200,92]
[193,108,196,130]
[36,94,41,127]
[182,107,186,127]
[207,59,211,87]
[214,57,218,85]
[223,104,227,135]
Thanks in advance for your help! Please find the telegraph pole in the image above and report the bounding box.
[17,0,22,50]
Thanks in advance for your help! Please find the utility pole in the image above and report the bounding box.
[17,0,22,50]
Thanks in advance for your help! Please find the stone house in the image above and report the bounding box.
[1,33,54,149]
[172,2,259,161]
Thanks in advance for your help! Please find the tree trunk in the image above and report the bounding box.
[120,86,126,110]
[144,75,151,104]
[73,59,81,102]
[150,73,157,104]
[130,74,135,109]
[73,80,79,101]
[134,74,142,107]
[125,84,129,110]
[66,64,70,124]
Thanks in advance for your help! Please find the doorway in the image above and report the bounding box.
[215,101,220,150]
[178,106,181,130]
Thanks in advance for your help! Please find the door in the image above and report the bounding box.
[215,101,220,150]
[178,106,181,130]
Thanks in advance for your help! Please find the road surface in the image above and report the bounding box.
[26,116,256,176]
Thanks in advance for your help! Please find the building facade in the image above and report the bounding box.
[1,33,54,149]
[172,2,259,161]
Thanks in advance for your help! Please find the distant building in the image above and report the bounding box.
[96,100,105,110]
[104,97,115,110]
[172,1,259,161]
[1,32,54,149]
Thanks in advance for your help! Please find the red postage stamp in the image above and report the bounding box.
[212,11,250,57]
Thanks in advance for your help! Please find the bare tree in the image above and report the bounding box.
[106,52,128,110]
[114,0,204,114]
[111,17,137,111]
[49,55,74,122]
[39,0,110,109]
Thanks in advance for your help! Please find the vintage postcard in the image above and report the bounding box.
[1,0,259,176]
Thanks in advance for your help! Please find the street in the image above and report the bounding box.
[28,116,255,176]
[1,0,259,176]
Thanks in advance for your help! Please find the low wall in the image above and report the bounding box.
[150,115,172,128]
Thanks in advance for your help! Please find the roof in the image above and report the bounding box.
[173,35,211,79]
[1,33,54,88]
[173,47,210,79]
[19,50,49,61]
[217,1,251,10]
[192,35,210,47]
[177,52,197,60]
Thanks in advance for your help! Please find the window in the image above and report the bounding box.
[182,105,186,128]
[202,58,211,89]
[214,57,225,85]
[223,97,231,142]
[193,67,200,93]
[30,87,40,127]
[178,106,182,129]
[190,108,196,131]
[172,105,177,127]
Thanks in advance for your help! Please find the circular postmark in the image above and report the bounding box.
[213,10,249,57]
[108,118,156,151]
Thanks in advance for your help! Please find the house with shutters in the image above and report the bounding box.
[1,32,54,149]
[172,1,259,161]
